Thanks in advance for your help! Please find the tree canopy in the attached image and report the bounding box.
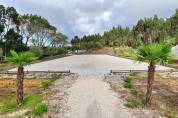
[0,4,68,58]
[71,9,178,50]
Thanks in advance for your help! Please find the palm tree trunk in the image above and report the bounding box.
[16,67,24,107]
[145,61,155,107]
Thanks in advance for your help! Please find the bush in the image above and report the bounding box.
[32,103,48,116]
[51,73,60,82]
[30,46,44,59]
[124,99,140,108]
[124,82,133,89]
[30,46,67,59]
[124,75,134,89]
[124,76,133,83]
[43,47,67,57]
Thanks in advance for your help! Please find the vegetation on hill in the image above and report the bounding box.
[71,10,178,51]
[0,4,68,61]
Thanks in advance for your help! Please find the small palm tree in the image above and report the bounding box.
[136,42,172,107]
[7,50,37,107]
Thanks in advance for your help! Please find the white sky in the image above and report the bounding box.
[1,0,178,39]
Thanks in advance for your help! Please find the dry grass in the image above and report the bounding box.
[0,79,44,105]
[91,47,114,55]
[133,72,178,117]
[0,79,43,88]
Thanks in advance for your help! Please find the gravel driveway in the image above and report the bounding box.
[63,75,137,118]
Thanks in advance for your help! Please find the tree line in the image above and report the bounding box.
[0,5,68,60]
[71,9,178,50]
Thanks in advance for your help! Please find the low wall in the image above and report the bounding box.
[0,71,71,79]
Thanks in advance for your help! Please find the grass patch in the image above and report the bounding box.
[124,99,140,108]
[41,73,61,89]
[22,94,43,109]
[0,101,17,113]
[170,113,177,118]
[0,94,44,113]
[51,73,60,81]
[123,73,145,109]
[32,103,48,116]
[41,80,51,89]
[123,75,134,89]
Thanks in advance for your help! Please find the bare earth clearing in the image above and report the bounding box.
[10,55,172,74]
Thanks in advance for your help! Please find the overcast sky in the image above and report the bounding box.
[1,0,178,40]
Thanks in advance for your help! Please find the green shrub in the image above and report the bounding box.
[41,80,51,89]
[124,99,140,108]
[30,46,67,59]
[124,76,133,83]
[30,46,44,59]
[43,47,67,57]
[51,73,60,81]
[0,101,17,113]
[41,74,60,89]
[124,82,133,89]
[32,103,48,116]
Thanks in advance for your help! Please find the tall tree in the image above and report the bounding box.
[169,9,178,38]
[50,32,68,47]
[0,5,27,57]
[136,42,172,107]
[4,29,28,56]
[19,14,57,47]
[7,50,37,106]
[71,36,81,51]
[133,15,169,44]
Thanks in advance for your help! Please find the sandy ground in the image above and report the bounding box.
[10,55,173,74]
[63,75,137,118]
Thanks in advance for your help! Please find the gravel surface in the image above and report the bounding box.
[10,55,173,74]
[63,75,137,118]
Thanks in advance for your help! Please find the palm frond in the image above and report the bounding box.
[136,42,172,64]
[6,50,38,67]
